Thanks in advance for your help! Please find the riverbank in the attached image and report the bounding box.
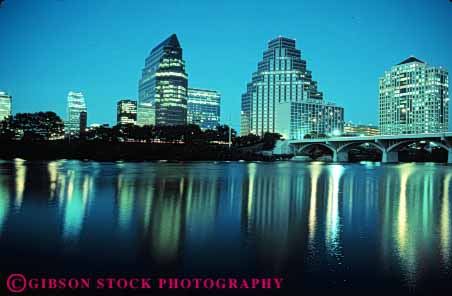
[0,140,292,161]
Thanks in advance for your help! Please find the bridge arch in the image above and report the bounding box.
[337,141,385,154]
[387,139,450,152]
[297,143,336,156]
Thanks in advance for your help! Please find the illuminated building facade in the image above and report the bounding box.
[66,91,87,135]
[241,36,344,139]
[138,34,188,126]
[0,91,12,121]
[379,57,449,135]
[117,99,137,125]
[344,122,379,136]
[187,88,220,130]
[137,102,155,126]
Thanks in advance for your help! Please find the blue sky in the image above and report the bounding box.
[1,0,451,131]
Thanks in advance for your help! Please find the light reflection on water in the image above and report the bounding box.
[0,161,451,292]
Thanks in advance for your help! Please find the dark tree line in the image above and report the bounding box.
[0,112,64,141]
[0,111,283,151]
[83,123,238,144]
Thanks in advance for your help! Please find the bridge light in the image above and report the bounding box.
[333,129,341,136]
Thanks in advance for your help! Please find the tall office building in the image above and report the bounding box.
[241,36,344,139]
[137,102,155,126]
[117,99,137,125]
[0,91,12,121]
[379,57,449,135]
[138,34,188,126]
[79,111,87,134]
[66,91,87,135]
[187,88,220,130]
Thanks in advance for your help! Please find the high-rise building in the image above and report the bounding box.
[117,100,137,125]
[66,91,87,135]
[0,91,12,121]
[379,57,449,135]
[241,36,344,139]
[344,122,379,136]
[138,34,188,126]
[187,88,220,130]
[79,111,87,134]
[137,102,155,126]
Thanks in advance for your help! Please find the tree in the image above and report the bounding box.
[262,132,283,150]
[0,116,16,141]
[7,112,64,141]
[233,133,260,147]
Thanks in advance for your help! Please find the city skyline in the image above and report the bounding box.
[0,0,451,132]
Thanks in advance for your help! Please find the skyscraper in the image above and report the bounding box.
[117,99,137,125]
[187,88,220,130]
[66,91,87,135]
[241,36,344,139]
[138,34,188,126]
[0,91,12,121]
[379,57,449,135]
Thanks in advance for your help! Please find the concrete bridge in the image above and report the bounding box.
[288,132,452,164]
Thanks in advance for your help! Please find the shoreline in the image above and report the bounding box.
[0,141,448,164]
[0,140,291,162]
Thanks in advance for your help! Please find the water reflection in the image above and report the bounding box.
[60,163,94,242]
[14,159,26,209]
[325,165,343,257]
[149,176,184,264]
[0,161,450,291]
[308,163,321,248]
[440,173,451,269]
[0,173,10,235]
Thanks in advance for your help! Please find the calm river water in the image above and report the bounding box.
[0,160,451,294]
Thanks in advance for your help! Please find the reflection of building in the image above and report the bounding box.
[61,171,92,241]
[137,102,155,126]
[0,91,12,121]
[241,36,344,139]
[187,88,220,130]
[117,100,137,125]
[66,91,87,134]
[344,122,379,136]
[138,34,188,126]
[0,173,11,234]
[379,57,449,135]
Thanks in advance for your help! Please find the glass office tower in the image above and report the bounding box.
[241,36,344,139]
[0,91,12,121]
[66,91,87,135]
[117,99,137,125]
[138,34,188,126]
[187,88,220,130]
[379,57,449,135]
